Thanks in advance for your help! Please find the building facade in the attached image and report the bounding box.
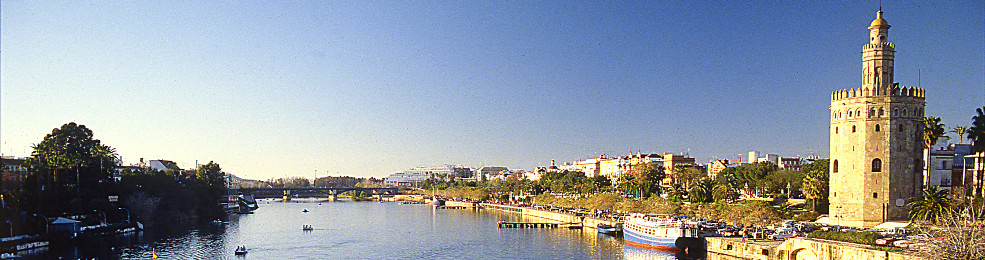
[829,11,925,228]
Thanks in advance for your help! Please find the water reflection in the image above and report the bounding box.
[16,200,707,259]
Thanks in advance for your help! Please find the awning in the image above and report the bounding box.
[873,221,910,230]
[50,217,81,224]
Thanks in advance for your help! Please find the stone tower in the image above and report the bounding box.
[828,11,926,228]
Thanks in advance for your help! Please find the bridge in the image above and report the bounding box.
[230,187,399,201]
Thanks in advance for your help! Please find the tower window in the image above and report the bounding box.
[875,124,881,132]
[856,109,861,118]
[894,109,898,116]
[835,127,839,134]
[903,109,908,117]
[873,193,878,198]
[869,108,875,118]
[852,125,857,133]
[833,160,839,173]
[879,107,884,116]
[872,158,882,172]
[899,124,904,132]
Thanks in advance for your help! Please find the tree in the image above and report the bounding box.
[924,116,946,149]
[688,178,715,203]
[970,107,985,152]
[802,159,829,212]
[195,161,226,196]
[951,125,969,144]
[910,204,985,260]
[968,107,985,197]
[22,122,119,214]
[667,183,687,202]
[713,167,740,203]
[908,186,951,224]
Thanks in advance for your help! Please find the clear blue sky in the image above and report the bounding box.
[2,1,983,180]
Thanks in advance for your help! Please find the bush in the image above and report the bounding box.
[793,211,821,222]
[807,230,880,245]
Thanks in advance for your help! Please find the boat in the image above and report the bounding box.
[302,209,309,213]
[302,225,313,231]
[234,246,248,255]
[622,214,698,253]
[597,223,623,235]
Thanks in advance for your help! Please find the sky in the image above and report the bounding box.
[2,1,983,181]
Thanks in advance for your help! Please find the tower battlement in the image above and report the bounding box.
[831,85,925,101]
[862,42,895,50]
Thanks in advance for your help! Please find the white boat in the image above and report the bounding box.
[622,214,698,253]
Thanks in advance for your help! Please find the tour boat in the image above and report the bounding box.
[622,214,697,253]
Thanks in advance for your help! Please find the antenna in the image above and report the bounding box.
[879,0,882,11]
[918,69,921,87]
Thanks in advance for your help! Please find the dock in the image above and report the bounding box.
[497,221,580,228]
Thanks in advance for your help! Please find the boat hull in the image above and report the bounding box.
[623,227,682,253]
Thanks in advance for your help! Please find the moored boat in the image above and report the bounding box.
[622,214,698,253]
[597,223,622,235]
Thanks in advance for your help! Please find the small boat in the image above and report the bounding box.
[302,209,309,213]
[234,246,248,255]
[597,223,623,235]
[302,225,314,231]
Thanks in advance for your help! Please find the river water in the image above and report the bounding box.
[21,199,686,259]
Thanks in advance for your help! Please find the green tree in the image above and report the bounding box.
[969,107,985,153]
[802,159,829,212]
[667,183,687,202]
[195,161,226,196]
[909,186,951,224]
[924,116,946,149]
[22,122,119,214]
[688,178,715,203]
[713,168,740,203]
[951,125,969,144]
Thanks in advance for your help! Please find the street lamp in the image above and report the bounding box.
[32,214,49,234]
[119,207,130,224]
[93,210,106,224]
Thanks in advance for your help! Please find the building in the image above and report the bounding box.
[966,152,985,198]
[477,166,509,181]
[560,152,670,184]
[950,144,975,199]
[148,160,182,172]
[828,11,925,228]
[924,136,954,190]
[383,165,473,186]
[383,172,431,186]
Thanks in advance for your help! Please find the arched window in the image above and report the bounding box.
[833,160,839,173]
[899,124,904,132]
[894,108,899,116]
[856,109,861,118]
[902,108,908,117]
[852,125,857,133]
[872,159,882,172]
[879,107,884,116]
[869,108,875,118]
[835,127,839,134]
[875,124,881,132]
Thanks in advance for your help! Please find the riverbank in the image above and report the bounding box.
[706,237,923,260]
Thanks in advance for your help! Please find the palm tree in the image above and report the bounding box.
[924,116,946,149]
[968,107,985,197]
[951,125,969,144]
[667,183,687,202]
[908,186,951,224]
[688,178,715,203]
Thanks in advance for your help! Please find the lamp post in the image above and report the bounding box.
[33,214,49,234]
[119,207,130,224]
[93,210,106,224]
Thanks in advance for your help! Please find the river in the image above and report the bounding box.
[19,199,686,259]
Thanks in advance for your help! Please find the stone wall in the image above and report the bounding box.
[708,237,923,260]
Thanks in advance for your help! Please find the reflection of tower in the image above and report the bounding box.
[828,11,925,228]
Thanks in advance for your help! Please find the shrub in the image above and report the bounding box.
[807,230,880,245]
[793,211,821,222]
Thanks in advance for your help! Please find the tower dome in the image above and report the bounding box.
[869,11,890,28]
